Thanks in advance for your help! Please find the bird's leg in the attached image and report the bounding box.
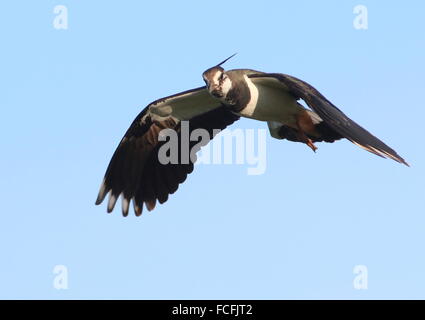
[298,130,318,152]
[295,112,318,153]
[306,137,318,152]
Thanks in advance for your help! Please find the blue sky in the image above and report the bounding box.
[0,0,424,299]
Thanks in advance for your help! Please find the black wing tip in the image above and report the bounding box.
[95,179,107,205]
[389,155,409,167]
[372,146,409,167]
[396,157,410,167]
[96,194,155,217]
[350,140,409,167]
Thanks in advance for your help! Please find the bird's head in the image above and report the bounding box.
[202,54,236,100]
[202,66,231,98]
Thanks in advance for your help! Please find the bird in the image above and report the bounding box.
[95,54,408,216]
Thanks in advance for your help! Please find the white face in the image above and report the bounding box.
[203,69,232,100]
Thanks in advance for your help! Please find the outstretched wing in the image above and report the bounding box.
[95,87,240,216]
[250,73,408,166]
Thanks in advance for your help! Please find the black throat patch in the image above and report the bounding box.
[225,74,251,113]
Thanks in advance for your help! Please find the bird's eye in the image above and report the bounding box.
[220,73,225,80]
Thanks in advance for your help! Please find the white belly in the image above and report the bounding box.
[237,76,303,126]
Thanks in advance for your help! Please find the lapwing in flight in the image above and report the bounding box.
[96,55,408,216]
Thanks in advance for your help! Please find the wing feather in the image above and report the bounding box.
[250,73,408,165]
[96,87,240,215]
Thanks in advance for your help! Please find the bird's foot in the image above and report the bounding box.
[307,139,318,152]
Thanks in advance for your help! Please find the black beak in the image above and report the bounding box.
[211,88,223,98]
